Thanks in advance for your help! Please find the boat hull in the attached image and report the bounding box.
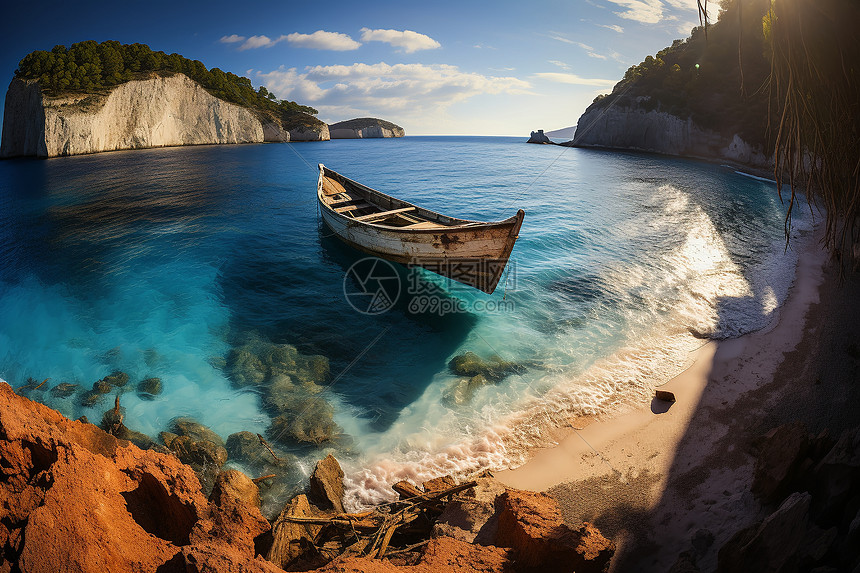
[318,165,524,294]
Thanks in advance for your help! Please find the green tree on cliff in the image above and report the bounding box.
[13,40,318,118]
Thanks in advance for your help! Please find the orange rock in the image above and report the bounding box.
[494,488,614,573]
[0,382,274,572]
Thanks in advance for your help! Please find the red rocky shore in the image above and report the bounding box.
[0,382,614,572]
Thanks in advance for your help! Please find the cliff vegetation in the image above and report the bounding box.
[13,40,320,129]
[589,0,772,149]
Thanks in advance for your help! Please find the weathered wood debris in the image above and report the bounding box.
[267,467,479,569]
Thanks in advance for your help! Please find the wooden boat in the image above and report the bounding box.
[317,164,525,294]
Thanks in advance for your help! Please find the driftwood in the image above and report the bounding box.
[256,433,282,463]
[392,480,423,500]
[272,479,477,566]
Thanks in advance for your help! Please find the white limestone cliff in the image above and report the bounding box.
[1,74,267,158]
[572,101,771,169]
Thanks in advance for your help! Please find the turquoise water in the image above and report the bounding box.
[0,137,810,510]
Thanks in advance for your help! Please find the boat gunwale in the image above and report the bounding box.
[317,164,524,233]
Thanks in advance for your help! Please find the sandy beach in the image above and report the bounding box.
[496,221,860,571]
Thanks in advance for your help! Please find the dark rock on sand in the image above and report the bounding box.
[656,389,677,402]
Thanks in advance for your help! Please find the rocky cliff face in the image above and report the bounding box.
[288,122,330,141]
[329,117,404,139]
[1,74,268,158]
[572,101,771,169]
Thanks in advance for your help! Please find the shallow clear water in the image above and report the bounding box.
[0,137,811,511]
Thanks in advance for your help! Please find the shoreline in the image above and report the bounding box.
[495,220,830,571]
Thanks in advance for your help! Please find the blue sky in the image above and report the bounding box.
[1,0,717,136]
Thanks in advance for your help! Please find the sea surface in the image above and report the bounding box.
[0,137,811,512]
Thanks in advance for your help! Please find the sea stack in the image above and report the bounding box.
[527,129,552,144]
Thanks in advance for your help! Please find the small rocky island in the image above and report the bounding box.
[328,117,405,139]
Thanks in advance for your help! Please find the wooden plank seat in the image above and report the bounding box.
[334,202,372,214]
[353,207,416,222]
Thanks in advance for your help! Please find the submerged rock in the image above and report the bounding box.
[79,390,104,408]
[92,379,112,394]
[166,418,228,494]
[227,335,330,390]
[267,396,338,445]
[449,352,525,382]
[136,377,162,399]
[102,371,130,388]
[172,417,225,448]
[227,347,267,387]
[226,431,290,469]
[50,382,79,398]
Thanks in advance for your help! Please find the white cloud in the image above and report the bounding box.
[600,23,625,33]
[603,0,718,26]
[548,34,577,45]
[359,28,441,53]
[220,34,246,44]
[605,0,665,24]
[257,62,530,120]
[549,60,571,70]
[286,30,361,51]
[238,35,286,50]
[533,72,617,86]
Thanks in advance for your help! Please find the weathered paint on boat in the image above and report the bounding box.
[317,164,524,294]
